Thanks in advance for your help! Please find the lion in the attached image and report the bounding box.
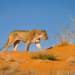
[0,29,48,53]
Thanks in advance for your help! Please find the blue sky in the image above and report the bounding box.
[0,0,75,52]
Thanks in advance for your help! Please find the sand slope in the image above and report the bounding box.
[0,45,75,75]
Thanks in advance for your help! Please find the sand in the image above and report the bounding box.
[0,44,75,75]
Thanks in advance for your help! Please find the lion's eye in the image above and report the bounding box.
[45,34,47,36]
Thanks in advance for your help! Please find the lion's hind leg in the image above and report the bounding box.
[13,40,20,51]
[3,39,17,53]
[3,45,9,53]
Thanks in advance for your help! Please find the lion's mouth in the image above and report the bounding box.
[45,36,48,40]
[45,38,48,40]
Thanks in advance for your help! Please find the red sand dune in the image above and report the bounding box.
[0,44,75,75]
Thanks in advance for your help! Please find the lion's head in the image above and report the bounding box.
[39,30,48,40]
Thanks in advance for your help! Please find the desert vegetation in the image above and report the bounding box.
[0,55,19,75]
[67,56,75,67]
[31,53,57,60]
[53,16,75,46]
[49,70,75,75]
[0,64,19,75]
[0,64,38,75]
[3,55,16,63]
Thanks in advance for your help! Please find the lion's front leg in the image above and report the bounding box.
[35,42,43,52]
[25,42,30,52]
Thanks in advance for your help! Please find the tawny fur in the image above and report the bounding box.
[0,29,48,53]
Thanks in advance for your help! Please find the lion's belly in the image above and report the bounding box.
[17,37,27,43]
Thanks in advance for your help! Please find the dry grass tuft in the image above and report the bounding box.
[67,56,75,63]
[53,22,70,46]
[2,55,16,63]
[60,38,68,46]
[54,16,75,46]
[0,63,19,75]
[57,70,75,75]
[31,53,57,60]
[27,70,38,75]
[0,65,11,71]
[6,64,19,75]
[49,69,75,75]
[67,56,75,66]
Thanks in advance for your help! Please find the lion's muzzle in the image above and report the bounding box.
[45,36,48,40]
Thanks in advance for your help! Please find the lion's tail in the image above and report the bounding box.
[0,46,5,50]
[0,38,9,50]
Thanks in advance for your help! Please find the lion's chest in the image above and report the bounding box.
[31,38,40,43]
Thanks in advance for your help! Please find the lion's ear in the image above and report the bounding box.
[40,29,42,32]
[44,30,46,32]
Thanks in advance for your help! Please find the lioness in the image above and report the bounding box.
[0,29,48,53]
